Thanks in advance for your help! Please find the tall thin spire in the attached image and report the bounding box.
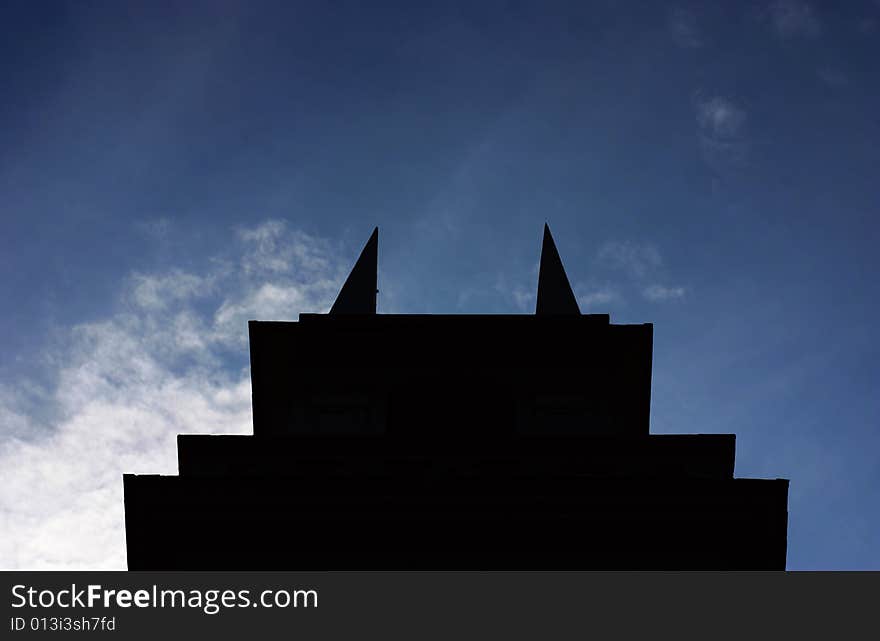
[535,223,580,315]
[329,227,378,314]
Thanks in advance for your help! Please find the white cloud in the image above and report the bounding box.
[494,261,541,313]
[510,287,533,312]
[134,217,172,242]
[238,220,335,277]
[767,0,821,38]
[0,220,347,569]
[593,243,685,305]
[696,96,746,139]
[668,7,704,48]
[212,282,307,348]
[129,270,213,311]
[643,284,687,301]
[596,241,663,279]
[694,94,749,174]
[0,385,33,440]
[576,288,619,309]
[817,66,848,88]
[857,18,876,35]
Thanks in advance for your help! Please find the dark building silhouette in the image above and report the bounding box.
[123,225,789,570]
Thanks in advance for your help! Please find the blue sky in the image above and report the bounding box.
[1,0,878,568]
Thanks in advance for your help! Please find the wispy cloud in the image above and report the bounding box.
[0,220,347,569]
[129,270,214,311]
[857,17,877,35]
[238,220,335,276]
[767,0,822,38]
[668,7,704,48]
[694,93,750,175]
[594,241,686,305]
[596,241,663,279]
[817,66,848,88]
[576,288,619,308]
[696,96,747,139]
[643,284,687,301]
[510,287,533,312]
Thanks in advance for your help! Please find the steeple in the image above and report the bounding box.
[329,227,378,314]
[535,223,580,315]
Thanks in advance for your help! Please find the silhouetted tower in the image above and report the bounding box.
[123,226,789,569]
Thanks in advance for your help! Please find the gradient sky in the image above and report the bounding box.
[1,0,878,569]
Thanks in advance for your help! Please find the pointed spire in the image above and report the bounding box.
[329,227,378,314]
[536,223,580,315]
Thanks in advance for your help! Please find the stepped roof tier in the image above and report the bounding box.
[123,226,789,570]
